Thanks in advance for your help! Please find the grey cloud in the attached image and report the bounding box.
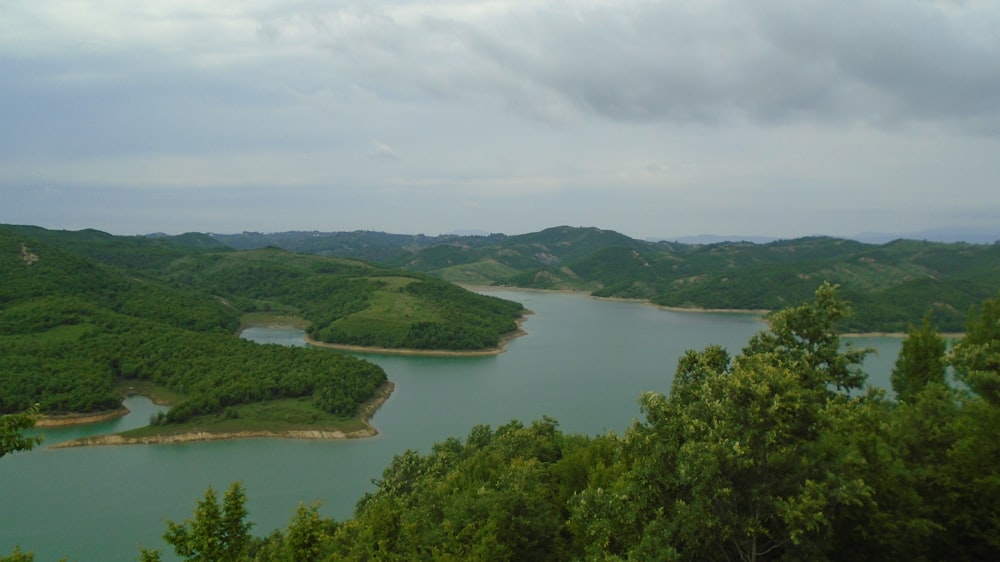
[749,0,1000,128]
[314,1,1000,131]
[370,140,400,160]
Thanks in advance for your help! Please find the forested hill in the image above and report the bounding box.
[0,226,523,416]
[0,231,382,420]
[2,224,523,352]
[212,226,1000,332]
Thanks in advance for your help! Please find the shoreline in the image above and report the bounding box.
[239,304,529,357]
[477,284,771,315]
[37,408,129,428]
[842,331,963,339]
[484,285,955,338]
[51,380,396,448]
[303,318,528,357]
[842,332,907,338]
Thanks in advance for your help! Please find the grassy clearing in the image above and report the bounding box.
[240,310,311,330]
[367,275,418,290]
[365,289,440,322]
[33,323,92,343]
[814,262,929,292]
[332,288,442,334]
[321,287,444,344]
[437,260,521,284]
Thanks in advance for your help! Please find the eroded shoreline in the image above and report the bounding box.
[37,409,130,428]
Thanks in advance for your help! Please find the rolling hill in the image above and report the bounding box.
[212,226,1000,332]
[0,225,524,419]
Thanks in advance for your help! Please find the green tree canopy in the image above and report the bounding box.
[0,405,42,459]
[891,313,948,402]
[950,292,1000,405]
[156,482,253,562]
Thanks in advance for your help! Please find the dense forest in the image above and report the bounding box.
[12,284,982,561]
[2,225,524,353]
[0,225,522,418]
[213,226,1000,333]
[0,230,386,421]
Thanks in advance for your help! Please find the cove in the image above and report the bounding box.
[0,290,901,561]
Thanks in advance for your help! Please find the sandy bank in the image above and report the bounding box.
[52,428,376,447]
[52,381,395,448]
[37,409,129,428]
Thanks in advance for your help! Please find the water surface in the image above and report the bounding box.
[0,290,901,560]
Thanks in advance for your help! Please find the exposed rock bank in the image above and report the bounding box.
[37,409,129,427]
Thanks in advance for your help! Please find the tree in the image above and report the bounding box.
[249,502,337,562]
[572,283,879,561]
[328,418,582,561]
[950,293,1000,405]
[743,282,870,393]
[669,344,730,406]
[0,405,43,459]
[282,503,336,562]
[891,313,948,403]
[157,482,253,562]
[0,546,35,562]
[937,292,1000,557]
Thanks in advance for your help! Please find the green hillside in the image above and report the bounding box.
[155,247,525,351]
[0,228,388,423]
[0,225,523,421]
[213,227,1000,332]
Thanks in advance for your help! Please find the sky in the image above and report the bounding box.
[2,0,1000,241]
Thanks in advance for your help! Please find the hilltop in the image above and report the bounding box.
[212,225,1000,332]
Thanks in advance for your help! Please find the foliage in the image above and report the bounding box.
[1,224,521,418]
[891,313,948,402]
[569,284,878,561]
[0,299,386,419]
[130,286,1000,562]
[0,405,43,459]
[950,292,1000,405]
[0,546,35,562]
[152,482,253,562]
[327,418,601,561]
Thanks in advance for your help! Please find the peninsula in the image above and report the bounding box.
[1,225,524,439]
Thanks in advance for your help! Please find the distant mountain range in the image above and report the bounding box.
[851,226,1000,245]
[208,225,1000,332]
[654,227,999,245]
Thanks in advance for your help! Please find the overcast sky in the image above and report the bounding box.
[3,0,999,240]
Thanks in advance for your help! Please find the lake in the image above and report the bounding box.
[0,290,902,560]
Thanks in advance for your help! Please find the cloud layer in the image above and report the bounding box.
[2,0,999,238]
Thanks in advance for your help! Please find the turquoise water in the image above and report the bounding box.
[0,290,900,560]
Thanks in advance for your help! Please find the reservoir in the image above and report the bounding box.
[0,290,902,560]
